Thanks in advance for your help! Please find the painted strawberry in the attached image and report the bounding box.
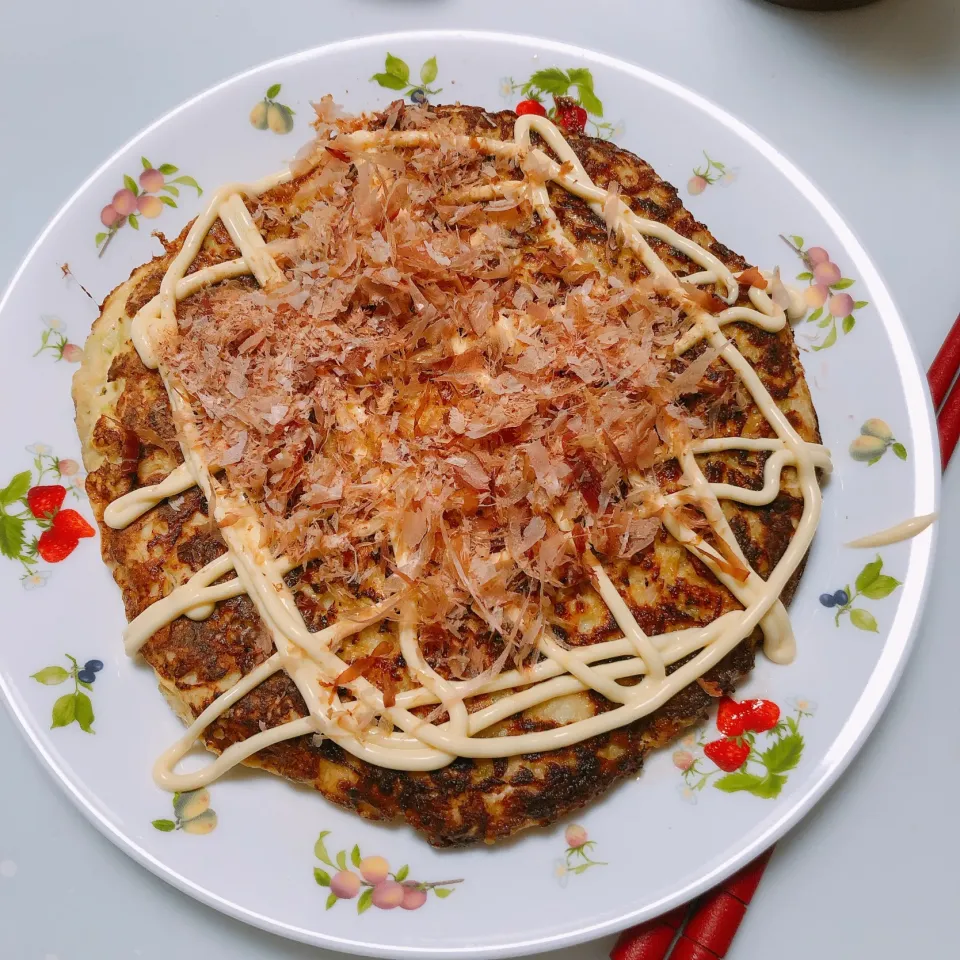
[554,96,587,134]
[26,484,67,519]
[516,98,547,118]
[37,529,79,563]
[704,738,750,773]
[716,696,780,736]
[51,509,95,540]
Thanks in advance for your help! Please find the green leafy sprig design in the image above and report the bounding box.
[313,830,462,914]
[507,67,616,138]
[693,152,728,186]
[371,53,441,102]
[832,555,901,633]
[152,789,218,834]
[682,705,811,800]
[563,840,606,876]
[31,654,96,733]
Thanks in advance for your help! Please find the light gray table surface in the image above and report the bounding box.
[2,1,958,958]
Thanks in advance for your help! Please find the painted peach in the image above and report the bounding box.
[358,856,390,885]
[330,870,361,899]
[137,195,163,219]
[139,168,164,192]
[371,880,405,909]
[112,189,137,216]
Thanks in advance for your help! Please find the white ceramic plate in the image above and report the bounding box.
[0,30,939,959]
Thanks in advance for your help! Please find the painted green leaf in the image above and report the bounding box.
[31,666,69,685]
[357,887,373,914]
[325,892,337,910]
[0,471,31,506]
[74,691,94,733]
[314,831,334,866]
[790,235,804,248]
[433,887,454,898]
[395,864,409,882]
[861,574,901,600]
[371,72,407,90]
[854,300,869,310]
[812,324,837,351]
[0,514,26,560]
[567,67,595,91]
[384,52,410,83]
[842,315,856,334]
[751,774,787,799]
[760,732,804,775]
[266,83,282,99]
[420,56,438,85]
[714,771,766,794]
[160,183,179,196]
[314,867,331,886]
[832,278,855,290]
[141,156,151,169]
[78,679,93,690]
[335,849,347,870]
[817,315,832,328]
[158,196,177,208]
[171,175,202,195]
[158,163,178,175]
[807,307,823,325]
[152,819,176,832]
[892,442,907,460]
[350,844,361,867]
[123,174,139,196]
[529,67,570,95]
[850,607,878,632]
[95,232,107,245]
[128,214,139,230]
[575,84,603,117]
[855,556,883,592]
[51,692,77,728]
[796,271,814,281]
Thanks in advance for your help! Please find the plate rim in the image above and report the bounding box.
[0,27,941,959]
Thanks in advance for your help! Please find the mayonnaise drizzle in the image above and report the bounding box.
[106,114,831,790]
[845,513,936,548]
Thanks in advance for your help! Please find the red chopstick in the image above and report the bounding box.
[611,310,960,960]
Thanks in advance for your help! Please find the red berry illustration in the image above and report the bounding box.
[51,509,95,540]
[26,484,67,519]
[516,98,547,117]
[37,530,79,563]
[554,97,587,134]
[739,698,780,733]
[704,738,750,773]
[716,696,746,736]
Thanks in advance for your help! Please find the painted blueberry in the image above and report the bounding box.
[84,659,104,673]
[833,589,849,606]
[819,593,837,608]
[77,669,96,684]
[409,87,427,104]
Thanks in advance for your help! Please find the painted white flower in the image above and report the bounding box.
[498,77,514,99]
[788,696,818,715]
[611,121,625,139]
[26,442,52,455]
[552,858,569,888]
[41,315,64,331]
[22,571,50,590]
[678,782,698,805]
[720,169,738,186]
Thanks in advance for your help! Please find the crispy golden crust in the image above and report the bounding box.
[73,103,819,847]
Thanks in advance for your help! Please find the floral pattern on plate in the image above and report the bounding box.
[2,444,91,584]
[249,84,295,134]
[312,830,462,913]
[687,152,736,194]
[849,419,907,464]
[31,654,102,733]
[782,234,869,350]
[371,53,441,104]
[676,696,812,801]
[35,315,82,363]
[819,555,901,632]
[96,159,202,256]
[152,789,218,834]
[553,824,606,887]
[502,67,621,139]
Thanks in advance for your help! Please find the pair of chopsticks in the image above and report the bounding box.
[927,312,960,468]
[612,312,957,960]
